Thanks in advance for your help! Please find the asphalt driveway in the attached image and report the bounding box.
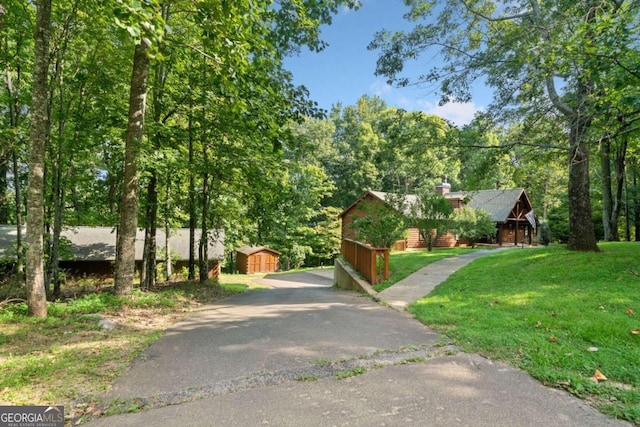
[85,269,628,426]
[99,269,440,402]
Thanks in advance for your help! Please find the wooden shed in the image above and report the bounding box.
[236,246,280,274]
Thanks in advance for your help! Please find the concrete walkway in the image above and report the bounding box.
[378,246,517,311]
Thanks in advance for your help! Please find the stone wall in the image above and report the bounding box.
[333,258,378,300]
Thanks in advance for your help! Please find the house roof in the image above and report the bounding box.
[369,191,420,216]
[341,188,535,224]
[236,246,280,256]
[0,226,225,261]
[450,188,531,223]
[340,191,418,218]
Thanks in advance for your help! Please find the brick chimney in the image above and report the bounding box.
[435,177,451,196]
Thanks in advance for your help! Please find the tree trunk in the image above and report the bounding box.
[0,154,7,224]
[6,65,23,271]
[49,109,66,298]
[12,151,24,273]
[601,136,614,241]
[421,230,434,252]
[26,0,51,317]
[199,143,209,283]
[199,178,209,282]
[140,230,148,287]
[1,20,11,224]
[611,137,627,242]
[141,172,158,289]
[625,171,631,242]
[0,7,4,224]
[49,162,64,298]
[188,107,196,281]
[601,135,627,242]
[634,160,640,242]
[566,112,599,251]
[142,10,170,287]
[114,41,150,295]
[540,2,599,252]
[164,180,172,281]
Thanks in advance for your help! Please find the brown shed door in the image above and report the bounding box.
[265,254,277,272]
[250,254,262,274]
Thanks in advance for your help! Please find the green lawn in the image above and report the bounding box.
[409,242,640,423]
[374,247,486,292]
[0,279,253,419]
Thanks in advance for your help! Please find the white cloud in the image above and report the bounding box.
[367,79,483,126]
[419,101,482,126]
[369,79,393,97]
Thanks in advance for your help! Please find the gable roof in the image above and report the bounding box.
[340,191,418,218]
[236,246,280,256]
[341,188,535,224]
[450,188,531,223]
[0,226,225,261]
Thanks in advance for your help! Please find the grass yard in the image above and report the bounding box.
[374,247,486,292]
[0,275,263,421]
[409,242,640,423]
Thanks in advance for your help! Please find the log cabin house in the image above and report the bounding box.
[0,225,224,278]
[340,180,538,249]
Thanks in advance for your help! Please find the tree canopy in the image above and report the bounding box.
[3,0,640,317]
[370,0,640,251]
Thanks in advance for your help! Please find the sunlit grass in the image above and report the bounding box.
[218,273,269,290]
[409,242,640,423]
[0,280,248,418]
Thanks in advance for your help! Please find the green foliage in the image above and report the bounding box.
[306,206,342,266]
[370,0,640,251]
[407,191,453,251]
[452,207,495,248]
[46,293,122,316]
[350,197,407,249]
[335,367,366,379]
[279,243,311,271]
[2,0,364,292]
[540,221,551,246]
[112,0,165,52]
[0,279,248,407]
[324,97,458,208]
[409,243,640,423]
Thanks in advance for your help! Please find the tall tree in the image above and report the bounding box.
[370,0,639,252]
[600,134,627,241]
[1,0,33,273]
[587,0,640,240]
[141,1,173,289]
[114,0,164,295]
[25,0,52,317]
[114,39,151,295]
[0,3,5,224]
[378,110,458,193]
[326,96,387,207]
[46,0,89,297]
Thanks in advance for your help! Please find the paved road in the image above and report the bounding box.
[85,268,628,426]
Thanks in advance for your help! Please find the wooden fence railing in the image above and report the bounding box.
[341,238,389,285]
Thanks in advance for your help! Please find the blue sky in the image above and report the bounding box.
[283,0,491,126]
